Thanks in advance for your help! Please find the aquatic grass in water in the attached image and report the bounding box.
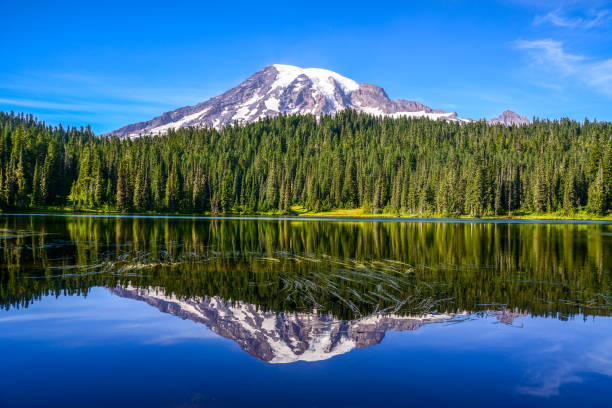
[1,216,610,319]
[9,242,612,316]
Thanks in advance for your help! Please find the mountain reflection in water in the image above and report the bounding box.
[112,286,489,363]
[1,215,610,320]
[1,215,612,407]
[113,285,529,363]
[1,215,608,362]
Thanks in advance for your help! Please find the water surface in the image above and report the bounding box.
[0,215,611,407]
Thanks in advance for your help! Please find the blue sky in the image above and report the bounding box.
[1,0,611,133]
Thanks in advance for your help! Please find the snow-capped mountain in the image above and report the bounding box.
[110,286,458,363]
[106,64,477,138]
[111,286,524,363]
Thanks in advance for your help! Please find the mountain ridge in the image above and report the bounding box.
[105,64,528,138]
[110,286,456,363]
[110,286,525,363]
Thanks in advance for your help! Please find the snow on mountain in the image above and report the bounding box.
[110,286,459,363]
[105,64,474,138]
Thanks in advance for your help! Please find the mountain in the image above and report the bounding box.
[487,110,530,126]
[111,286,458,363]
[106,64,474,138]
[111,286,523,363]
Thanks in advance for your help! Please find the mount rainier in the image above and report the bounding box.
[111,286,524,363]
[106,64,528,138]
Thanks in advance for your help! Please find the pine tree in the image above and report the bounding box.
[40,143,55,204]
[15,151,28,207]
[603,142,612,211]
[116,161,129,210]
[31,161,41,206]
[266,162,279,210]
[341,158,357,208]
[588,163,606,215]
[164,164,180,211]
[0,167,5,208]
[372,176,384,213]
[562,167,578,214]
[151,165,164,209]
[220,172,232,213]
[280,179,292,214]
[93,164,104,207]
[532,164,548,212]
[133,162,150,211]
[465,164,484,217]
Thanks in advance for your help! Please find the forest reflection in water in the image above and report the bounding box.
[1,215,610,320]
[1,215,611,405]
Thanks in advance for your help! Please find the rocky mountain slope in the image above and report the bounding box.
[111,286,524,363]
[487,110,530,126]
[111,286,458,363]
[105,64,529,138]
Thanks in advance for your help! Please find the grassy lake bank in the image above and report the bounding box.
[291,207,612,221]
[2,205,611,222]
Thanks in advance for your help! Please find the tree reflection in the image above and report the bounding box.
[0,216,610,319]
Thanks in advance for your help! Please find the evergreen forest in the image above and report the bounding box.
[0,110,610,217]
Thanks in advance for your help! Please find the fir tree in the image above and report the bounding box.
[588,163,606,215]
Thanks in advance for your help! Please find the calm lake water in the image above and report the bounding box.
[1,214,611,408]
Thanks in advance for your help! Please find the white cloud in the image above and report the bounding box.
[0,97,165,115]
[533,8,611,28]
[0,69,225,127]
[514,39,612,97]
[0,97,87,111]
[0,71,217,108]
[518,337,612,397]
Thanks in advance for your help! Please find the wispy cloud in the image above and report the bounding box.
[0,71,218,108]
[518,363,583,397]
[503,0,609,10]
[0,97,87,112]
[0,70,226,132]
[518,337,612,397]
[513,39,612,97]
[533,8,612,28]
[0,97,160,114]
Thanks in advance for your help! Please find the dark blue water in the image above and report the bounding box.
[0,215,610,407]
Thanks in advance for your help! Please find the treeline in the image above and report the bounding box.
[1,216,610,317]
[0,110,610,216]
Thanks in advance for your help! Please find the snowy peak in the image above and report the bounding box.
[110,286,458,363]
[106,64,473,138]
[271,64,360,97]
[105,64,530,138]
[110,286,526,363]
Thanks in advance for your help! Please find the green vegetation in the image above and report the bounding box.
[0,111,610,218]
[294,207,612,220]
[1,216,610,318]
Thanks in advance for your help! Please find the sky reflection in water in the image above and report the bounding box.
[1,289,611,408]
[0,215,610,407]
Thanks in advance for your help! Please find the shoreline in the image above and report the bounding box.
[2,211,611,224]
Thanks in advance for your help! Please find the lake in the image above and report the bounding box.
[0,214,611,407]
